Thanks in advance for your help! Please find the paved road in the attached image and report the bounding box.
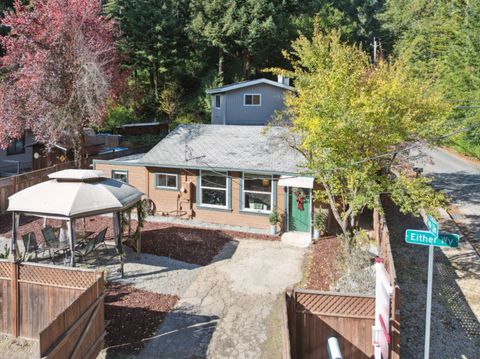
[411,146,480,249]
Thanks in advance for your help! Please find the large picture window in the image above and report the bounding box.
[112,170,128,183]
[242,173,272,213]
[155,173,178,190]
[200,170,228,208]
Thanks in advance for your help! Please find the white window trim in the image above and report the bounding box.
[214,95,221,109]
[112,170,128,183]
[243,93,262,107]
[242,172,273,214]
[199,170,230,209]
[154,172,179,190]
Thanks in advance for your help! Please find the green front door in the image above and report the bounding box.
[289,188,310,232]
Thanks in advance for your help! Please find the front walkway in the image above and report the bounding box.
[132,239,305,359]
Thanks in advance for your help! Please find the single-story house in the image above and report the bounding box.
[93,124,328,235]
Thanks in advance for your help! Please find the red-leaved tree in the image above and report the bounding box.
[0,0,124,166]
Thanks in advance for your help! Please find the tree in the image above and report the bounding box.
[107,0,192,99]
[0,0,14,57]
[272,29,450,235]
[0,0,124,166]
[379,0,480,152]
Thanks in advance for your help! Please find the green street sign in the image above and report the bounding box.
[405,230,459,248]
[426,215,439,238]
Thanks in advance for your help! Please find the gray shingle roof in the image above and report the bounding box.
[206,78,295,94]
[139,124,306,174]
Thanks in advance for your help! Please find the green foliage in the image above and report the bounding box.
[379,0,480,156]
[273,28,451,234]
[0,244,10,259]
[102,104,135,133]
[390,175,447,216]
[269,207,280,225]
[313,211,327,231]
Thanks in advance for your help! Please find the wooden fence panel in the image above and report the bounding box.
[287,289,375,359]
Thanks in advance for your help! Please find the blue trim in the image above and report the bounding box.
[227,174,232,210]
[272,179,277,208]
[196,175,201,204]
[196,206,233,213]
[239,176,243,210]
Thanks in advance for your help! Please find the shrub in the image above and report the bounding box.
[269,207,280,225]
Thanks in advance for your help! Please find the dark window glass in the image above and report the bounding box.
[201,188,226,206]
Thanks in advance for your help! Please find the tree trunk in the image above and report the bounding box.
[218,48,224,82]
[243,51,252,79]
[322,181,349,236]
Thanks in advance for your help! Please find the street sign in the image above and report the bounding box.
[404,213,460,359]
[405,229,459,248]
[426,215,439,238]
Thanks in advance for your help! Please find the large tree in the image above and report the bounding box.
[273,29,450,235]
[379,0,480,153]
[0,0,124,165]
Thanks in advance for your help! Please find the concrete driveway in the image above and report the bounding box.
[130,239,305,359]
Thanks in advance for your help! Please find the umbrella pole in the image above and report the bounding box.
[67,219,76,267]
[113,212,124,278]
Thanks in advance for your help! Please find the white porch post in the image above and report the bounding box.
[67,219,76,267]
[10,212,20,260]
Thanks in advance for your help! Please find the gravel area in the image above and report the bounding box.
[104,283,178,356]
[384,197,480,358]
[0,335,38,359]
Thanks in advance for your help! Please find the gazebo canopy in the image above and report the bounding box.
[8,169,143,218]
[7,169,144,267]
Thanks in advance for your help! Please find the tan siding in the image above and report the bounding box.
[93,163,290,230]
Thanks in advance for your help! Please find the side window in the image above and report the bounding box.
[215,95,221,108]
[112,170,128,183]
[155,173,178,190]
[244,94,261,106]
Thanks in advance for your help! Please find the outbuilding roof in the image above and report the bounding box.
[133,124,306,174]
[206,78,295,94]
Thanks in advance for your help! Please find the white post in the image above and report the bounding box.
[113,212,124,277]
[424,245,434,359]
[67,219,76,267]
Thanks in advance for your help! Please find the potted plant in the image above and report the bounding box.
[269,207,280,235]
[313,211,327,240]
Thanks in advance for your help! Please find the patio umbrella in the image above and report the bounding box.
[7,169,144,266]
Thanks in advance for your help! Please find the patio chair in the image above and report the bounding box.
[21,232,39,261]
[74,237,98,263]
[41,225,60,259]
[93,228,108,251]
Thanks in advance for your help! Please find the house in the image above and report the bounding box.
[207,76,294,126]
[93,124,326,235]
[0,131,34,177]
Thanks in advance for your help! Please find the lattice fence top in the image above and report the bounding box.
[18,264,96,289]
[296,291,375,318]
[0,261,10,280]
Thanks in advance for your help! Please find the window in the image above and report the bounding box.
[244,94,261,106]
[215,95,221,108]
[242,173,272,213]
[155,173,178,190]
[200,170,228,208]
[6,135,25,156]
[112,170,128,183]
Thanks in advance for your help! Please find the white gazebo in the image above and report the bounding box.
[7,169,144,267]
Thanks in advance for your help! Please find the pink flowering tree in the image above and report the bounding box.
[0,0,124,166]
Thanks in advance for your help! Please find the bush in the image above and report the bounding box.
[269,207,280,225]
[313,211,327,231]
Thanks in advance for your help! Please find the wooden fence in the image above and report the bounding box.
[0,261,104,359]
[0,162,74,214]
[373,205,400,359]
[285,288,375,359]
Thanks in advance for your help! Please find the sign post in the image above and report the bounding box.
[404,215,459,359]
